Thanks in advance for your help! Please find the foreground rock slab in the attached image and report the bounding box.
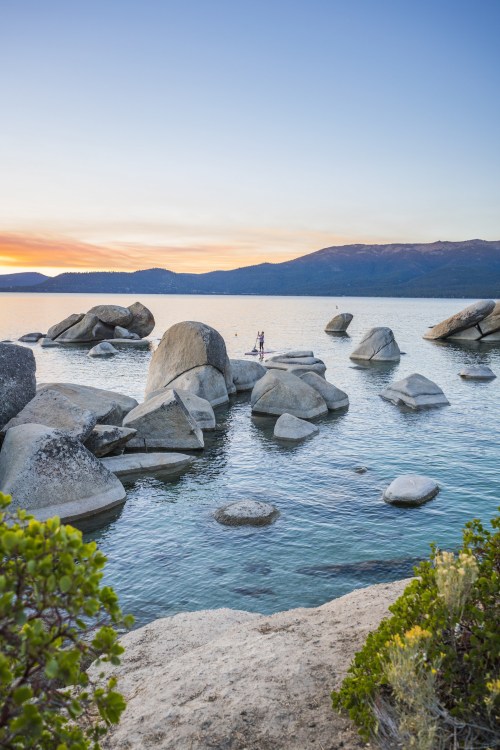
[214,499,279,526]
[0,424,125,522]
[37,383,138,425]
[380,373,449,409]
[101,452,193,482]
[325,312,353,332]
[274,413,319,442]
[459,365,496,380]
[423,299,495,340]
[383,474,439,506]
[350,327,400,362]
[1,389,97,442]
[0,343,36,429]
[123,390,204,450]
[91,579,409,750]
[251,370,328,418]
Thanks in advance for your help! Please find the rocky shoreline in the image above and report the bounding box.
[91,578,410,750]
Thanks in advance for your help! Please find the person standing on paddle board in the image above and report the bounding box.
[258,331,265,355]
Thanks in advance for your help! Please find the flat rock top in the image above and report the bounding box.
[386,373,444,397]
[102,453,193,474]
[459,365,496,380]
[93,579,410,750]
[214,500,279,526]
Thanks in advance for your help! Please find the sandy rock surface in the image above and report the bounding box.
[94,579,409,750]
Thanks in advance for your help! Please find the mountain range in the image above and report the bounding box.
[1,240,499,298]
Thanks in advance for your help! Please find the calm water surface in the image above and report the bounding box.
[2,293,499,627]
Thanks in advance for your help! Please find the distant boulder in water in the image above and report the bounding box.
[44,301,155,344]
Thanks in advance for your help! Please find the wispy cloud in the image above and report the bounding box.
[0,227,358,274]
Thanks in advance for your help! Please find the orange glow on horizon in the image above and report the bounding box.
[0,229,356,276]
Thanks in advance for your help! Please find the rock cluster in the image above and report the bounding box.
[265,350,327,376]
[423,299,499,342]
[40,301,155,345]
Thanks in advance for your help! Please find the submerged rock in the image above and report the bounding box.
[123,390,204,450]
[0,343,36,429]
[1,388,97,442]
[88,341,118,358]
[380,373,449,409]
[19,332,44,342]
[423,299,495,340]
[350,327,400,362]
[101,452,193,481]
[274,413,319,442]
[251,370,328,419]
[383,474,439,506]
[325,312,353,332]
[0,424,125,522]
[214,500,279,526]
[459,365,496,380]
[297,371,349,410]
[85,425,138,457]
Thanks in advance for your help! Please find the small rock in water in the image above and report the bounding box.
[214,500,279,527]
[353,466,368,474]
[19,332,44,342]
[350,327,400,362]
[459,365,496,380]
[324,312,353,333]
[380,373,449,409]
[383,474,439,506]
[274,413,319,442]
[88,341,118,358]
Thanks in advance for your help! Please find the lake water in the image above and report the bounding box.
[2,293,499,627]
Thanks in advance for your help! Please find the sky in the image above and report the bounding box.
[1,0,499,275]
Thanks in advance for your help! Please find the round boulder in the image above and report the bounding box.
[383,475,439,506]
[88,304,133,327]
[251,370,328,419]
[0,424,126,522]
[274,413,319,442]
[127,301,155,338]
[214,500,279,527]
[459,365,496,380]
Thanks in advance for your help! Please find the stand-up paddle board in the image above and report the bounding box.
[245,350,276,356]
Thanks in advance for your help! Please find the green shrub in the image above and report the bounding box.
[0,492,133,749]
[332,509,500,750]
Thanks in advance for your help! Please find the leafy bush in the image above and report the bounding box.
[332,509,499,750]
[0,493,133,749]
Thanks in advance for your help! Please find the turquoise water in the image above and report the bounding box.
[2,293,499,627]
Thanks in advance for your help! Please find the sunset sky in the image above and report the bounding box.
[1,0,499,276]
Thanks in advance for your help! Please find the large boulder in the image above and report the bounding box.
[102,452,193,481]
[123,390,204,450]
[37,383,138,425]
[350,327,400,362]
[274,413,319,442]
[55,312,101,343]
[297,371,349,410]
[251,370,328,419]
[1,389,97,442]
[0,424,125,522]
[145,321,232,406]
[85,425,138,457]
[0,343,36,429]
[478,301,500,337]
[325,312,353,332]
[87,304,133,327]
[88,580,408,750]
[383,475,439,506]
[423,299,496,340]
[127,301,155,338]
[46,313,84,340]
[230,359,267,391]
[380,373,449,409]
